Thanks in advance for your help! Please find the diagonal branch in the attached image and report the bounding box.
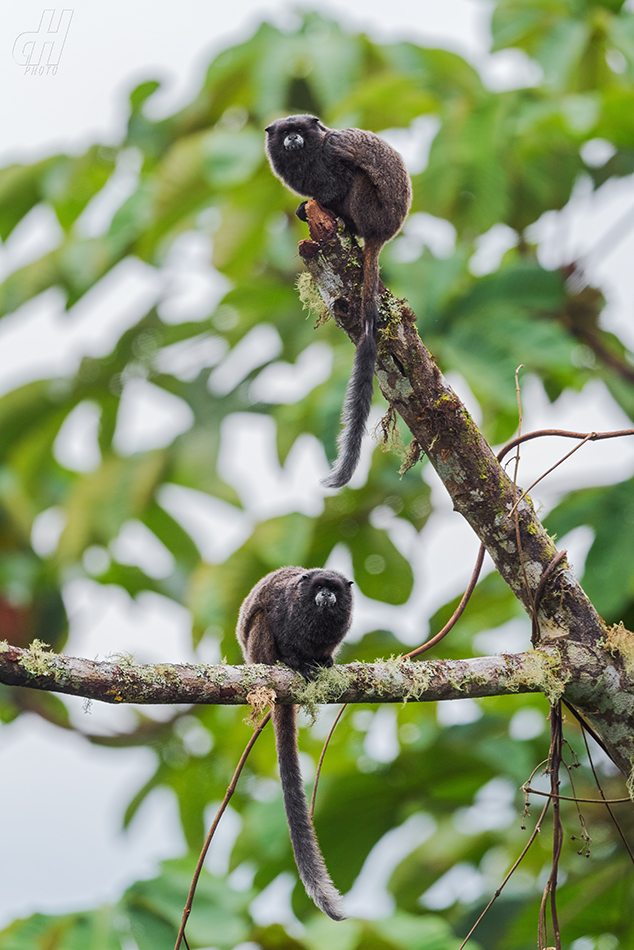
[299,201,600,649]
[297,202,634,778]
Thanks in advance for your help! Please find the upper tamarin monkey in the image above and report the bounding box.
[265,114,412,488]
[236,566,353,919]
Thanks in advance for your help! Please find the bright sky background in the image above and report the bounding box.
[1,1,496,161]
[0,0,634,930]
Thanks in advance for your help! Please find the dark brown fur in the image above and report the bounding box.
[237,566,353,919]
[265,115,412,488]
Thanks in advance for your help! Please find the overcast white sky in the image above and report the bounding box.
[0,0,634,931]
[0,0,496,163]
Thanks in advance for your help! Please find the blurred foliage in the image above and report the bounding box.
[1,1,634,948]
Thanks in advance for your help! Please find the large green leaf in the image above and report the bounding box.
[546,477,634,618]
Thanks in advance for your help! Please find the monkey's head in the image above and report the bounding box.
[265,114,328,154]
[264,115,331,194]
[292,568,353,645]
[300,569,352,612]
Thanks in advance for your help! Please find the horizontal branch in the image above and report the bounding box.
[4,638,633,773]
[0,641,550,706]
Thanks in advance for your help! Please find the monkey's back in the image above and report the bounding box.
[236,566,302,665]
[324,128,412,242]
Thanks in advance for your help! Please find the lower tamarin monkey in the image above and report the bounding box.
[265,114,412,488]
[236,566,353,920]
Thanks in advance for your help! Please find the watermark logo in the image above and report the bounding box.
[12,9,74,76]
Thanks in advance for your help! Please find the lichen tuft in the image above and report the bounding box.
[604,622,634,679]
[21,639,54,677]
[295,665,353,722]
[507,651,569,703]
[296,272,329,324]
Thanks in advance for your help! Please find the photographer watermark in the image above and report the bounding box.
[13,9,74,76]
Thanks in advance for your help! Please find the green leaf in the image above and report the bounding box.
[42,148,116,231]
[58,452,168,562]
[546,477,634,617]
[0,159,56,240]
[373,912,459,950]
[203,128,264,188]
[125,860,252,950]
[349,524,414,604]
[0,907,124,950]
[417,97,511,234]
[129,80,161,112]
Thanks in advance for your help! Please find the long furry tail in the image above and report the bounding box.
[273,706,347,920]
[321,239,381,489]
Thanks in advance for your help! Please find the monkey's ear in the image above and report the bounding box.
[347,580,354,587]
[265,124,274,133]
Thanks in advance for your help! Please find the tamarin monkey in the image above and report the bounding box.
[265,114,412,488]
[236,566,353,920]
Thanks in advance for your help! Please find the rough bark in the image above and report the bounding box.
[0,641,545,705]
[298,201,595,640]
[294,200,634,779]
[1,634,633,774]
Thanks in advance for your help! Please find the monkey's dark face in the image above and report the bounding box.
[264,114,360,215]
[264,115,334,201]
[300,570,352,613]
[294,569,353,643]
[265,115,328,155]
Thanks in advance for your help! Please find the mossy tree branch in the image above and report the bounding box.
[296,200,634,779]
[0,640,545,705]
[298,201,594,641]
[1,636,634,774]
